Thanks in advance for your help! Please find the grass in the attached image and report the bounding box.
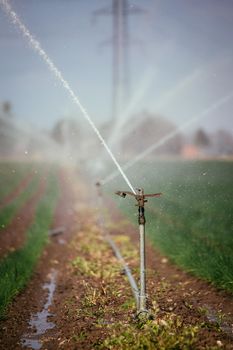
[104,160,233,292]
[0,167,59,319]
[0,162,34,201]
[0,173,40,229]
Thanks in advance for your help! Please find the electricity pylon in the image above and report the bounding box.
[94,1,145,121]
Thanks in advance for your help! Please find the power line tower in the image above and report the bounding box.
[94,1,145,121]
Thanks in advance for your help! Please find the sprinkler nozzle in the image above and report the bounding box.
[115,189,162,205]
[115,191,127,198]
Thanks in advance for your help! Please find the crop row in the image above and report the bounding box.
[0,162,34,202]
[105,160,233,292]
[0,163,60,318]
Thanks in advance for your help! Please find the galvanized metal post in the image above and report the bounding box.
[137,188,147,314]
[115,188,162,319]
[139,223,147,312]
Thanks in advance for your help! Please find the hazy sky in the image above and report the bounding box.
[0,0,233,132]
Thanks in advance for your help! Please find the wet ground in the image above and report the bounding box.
[21,269,57,350]
[0,174,233,349]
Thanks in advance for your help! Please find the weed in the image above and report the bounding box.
[97,316,199,350]
[121,298,135,310]
[67,205,205,349]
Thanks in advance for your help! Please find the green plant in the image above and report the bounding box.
[105,160,233,293]
[0,167,59,319]
[98,316,199,350]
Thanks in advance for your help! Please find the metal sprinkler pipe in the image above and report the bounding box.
[115,188,162,318]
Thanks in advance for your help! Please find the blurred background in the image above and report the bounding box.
[0,0,233,167]
[1,0,233,301]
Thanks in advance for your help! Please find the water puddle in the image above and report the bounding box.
[21,269,57,349]
[58,238,66,245]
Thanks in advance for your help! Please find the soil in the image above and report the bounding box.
[0,176,47,259]
[0,174,232,350]
[107,199,233,348]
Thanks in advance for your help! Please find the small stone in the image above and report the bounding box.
[216,340,223,347]
[159,319,168,327]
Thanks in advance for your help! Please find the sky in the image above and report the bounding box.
[0,0,233,133]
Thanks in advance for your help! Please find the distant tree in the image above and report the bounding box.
[213,129,233,155]
[194,129,210,148]
[120,111,184,157]
[0,101,15,157]
[51,120,65,145]
[51,117,81,148]
[1,101,13,118]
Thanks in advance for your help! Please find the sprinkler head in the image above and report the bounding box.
[115,191,127,198]
[115,190,162,203]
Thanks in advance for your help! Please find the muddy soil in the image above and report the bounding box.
[0,177,232,350]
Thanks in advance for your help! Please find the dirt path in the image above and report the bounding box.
[0,178,232,349]
[0,176,47,259]
[0,172,35,210]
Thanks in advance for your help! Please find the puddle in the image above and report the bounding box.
[21,269,58,349]
[58,238,66,245]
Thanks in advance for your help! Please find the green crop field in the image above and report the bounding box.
[0,162,60,318]
[0,162,33,201]
[0,174,40,229]
[0,163,50,229]
[105,160,233,293]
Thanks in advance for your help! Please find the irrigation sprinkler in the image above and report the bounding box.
[115,188,161,318]
[95,182,139,309]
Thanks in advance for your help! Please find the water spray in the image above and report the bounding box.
[102,90,233,186]
[115,188,161,318]
[106,66,203,152]
[0,0,135,194]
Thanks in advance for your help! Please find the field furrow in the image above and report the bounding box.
[0,163,34,201]
[0,174,47,259]
[0,167,59,318]
[0,172,35,210]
